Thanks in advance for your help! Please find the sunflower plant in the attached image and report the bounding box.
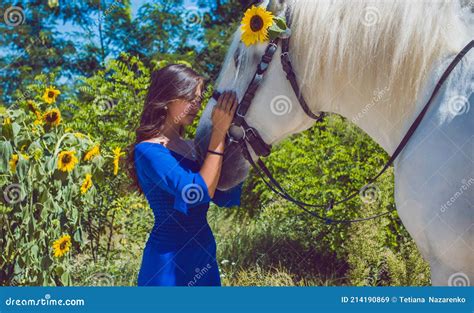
[240,5,289,46]
[0,77,121,286]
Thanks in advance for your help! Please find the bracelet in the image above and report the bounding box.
[207,149,225,156]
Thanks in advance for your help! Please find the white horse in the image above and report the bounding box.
[195,0,473,286]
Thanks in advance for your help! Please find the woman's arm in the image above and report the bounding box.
[199,91,237,198]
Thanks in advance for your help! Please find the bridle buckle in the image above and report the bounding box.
[227,123,246,144]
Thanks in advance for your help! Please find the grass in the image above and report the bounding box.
[72,200,430,286]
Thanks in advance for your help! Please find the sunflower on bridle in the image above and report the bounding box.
[240,5,290,46]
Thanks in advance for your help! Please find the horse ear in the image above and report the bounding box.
[267,0,287,16]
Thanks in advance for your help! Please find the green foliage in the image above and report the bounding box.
[0,0,102,102]
[0,80,115,285]
[64,53,150,148]
[71,193,153,286]
[240,115,400,254]
[345,219,430,286]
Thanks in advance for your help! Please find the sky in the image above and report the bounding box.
[54,0,208,47]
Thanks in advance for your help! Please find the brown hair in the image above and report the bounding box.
[125,64,205,194]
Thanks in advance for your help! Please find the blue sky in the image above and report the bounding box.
[33,0,211,84]
[55,0,207,41]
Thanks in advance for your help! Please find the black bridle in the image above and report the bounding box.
[211,5,473,224]
[212,6,324,158]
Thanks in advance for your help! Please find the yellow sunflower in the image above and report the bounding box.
[9,154,19,172]
[80,173,93,194]
[57,150,78,172]
[27,100,38,113]
[240,5,274,46]
[42,87,61,104]
[52,234,72,258]
[113,147,125,176]
[84,144,100,161]
[34,110,43,125]
[33,149,43,161]
[74,132,85,139]
[43,108,61,127]
[9,153,29,172]
[3,117,11,126]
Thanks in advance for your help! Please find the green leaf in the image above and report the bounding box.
[273,16,287,30]
[268,23,285,33]
[55,265,64,276]
[31,244,39,257]
[268,28,284,41]
[73,227,83,243]
[11,123,21,138]
[45,156,55,172]
[41,256,53,269]
[0,140,13,171]
[61,271,70,285]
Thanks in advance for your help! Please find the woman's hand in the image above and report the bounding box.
[200,91,238,198]
[211,91,238,136]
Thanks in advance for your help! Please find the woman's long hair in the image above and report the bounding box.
[125,64,205,194]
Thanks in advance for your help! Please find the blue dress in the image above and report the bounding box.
[134,142,243,286]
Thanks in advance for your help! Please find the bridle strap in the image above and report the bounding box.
[280,6,325,121]
[237,119,271,157]
[233,39,279,128]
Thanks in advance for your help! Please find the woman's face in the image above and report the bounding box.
[167,83,203,126]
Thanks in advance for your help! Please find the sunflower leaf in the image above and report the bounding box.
[268,23,285,33]
[273,16,287,30]
[268,29,280,41]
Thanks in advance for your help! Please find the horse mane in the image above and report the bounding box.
[286,0,472,117]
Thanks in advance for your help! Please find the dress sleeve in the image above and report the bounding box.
[211,182,243,208]
[135,145,211,215]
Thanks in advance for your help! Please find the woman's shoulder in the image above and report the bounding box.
[135,141,168,152]
[135,142,172,163]
[135,140,197,164]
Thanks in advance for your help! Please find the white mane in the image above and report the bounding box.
[287,0,472,123]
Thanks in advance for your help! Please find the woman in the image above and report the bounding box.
[125,64,241,286]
